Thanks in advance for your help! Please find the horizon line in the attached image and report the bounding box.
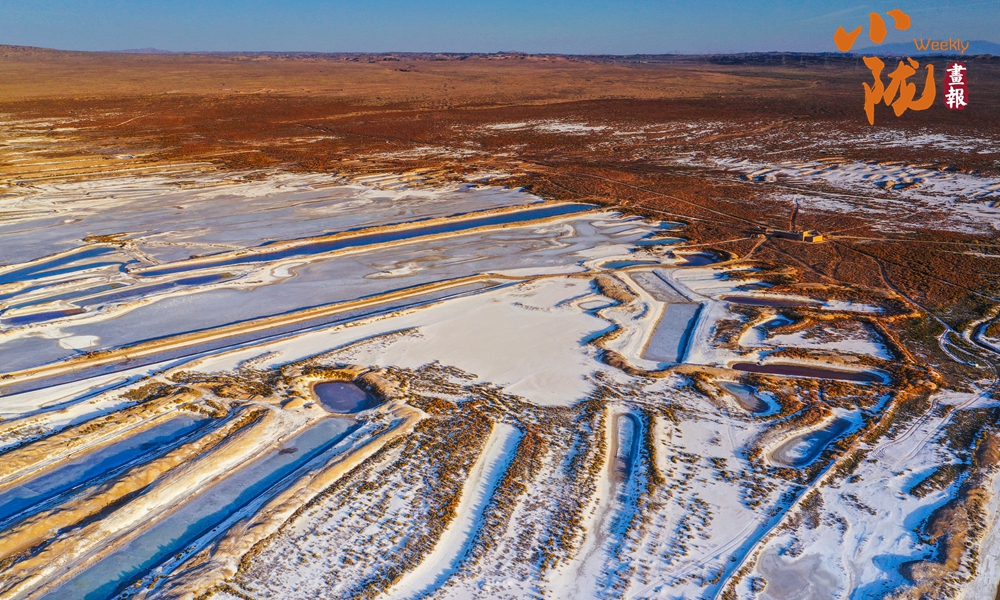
[3,43,999,58]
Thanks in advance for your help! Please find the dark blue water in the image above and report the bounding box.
[46,418,356,600]
[139,203,594,277]
[6,262,124,285]
[679,252,719,266]
[601,260,660,269]
[635,237,683,246]
[732,362,881,382]
[77,274,229,307]
[0,247,117,286]
[0,416,211,528]
[6,284,127,311]
[2,308,86,326]
[313,382,373,413]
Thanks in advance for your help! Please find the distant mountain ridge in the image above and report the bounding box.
[854,40,1000,56]
[119,48,175,54]
[0,43,995,59]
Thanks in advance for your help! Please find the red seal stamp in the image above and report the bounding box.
[944,62,967,110]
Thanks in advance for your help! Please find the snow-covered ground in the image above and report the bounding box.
[0,172,541,264]
[386,423,522,598]
[741,318,892,360]
[186,277,611,407]
[482,120,609,135]
[716,158,1000,233]
[750,390,996,600]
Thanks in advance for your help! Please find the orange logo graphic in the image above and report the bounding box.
[834,9,935,125]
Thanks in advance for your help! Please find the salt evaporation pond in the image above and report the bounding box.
[3,210,657,376]
[732,362,881,383]
[769,418,853,468]
[642,303,701,363]
[0,415,211,528]
[631,270,689,303]
[614,414,639,480]
[75,273,232,307]
[140,203,594,277]
[720,382,771,414]
[757,548,841,600]
[47,417,356,600]
[3,309,87,327]
[678,252,719,266]
[635,237,684,246]
[312,381,375,413]
[0,247,119,286]
[5,283,125,311]
[601,260,660,269]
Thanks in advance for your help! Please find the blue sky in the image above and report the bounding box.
[0,1,996,54]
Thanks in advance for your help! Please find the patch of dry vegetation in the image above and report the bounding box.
[594,274,636,306]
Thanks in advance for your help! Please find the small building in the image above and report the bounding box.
[763,228,825,243]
